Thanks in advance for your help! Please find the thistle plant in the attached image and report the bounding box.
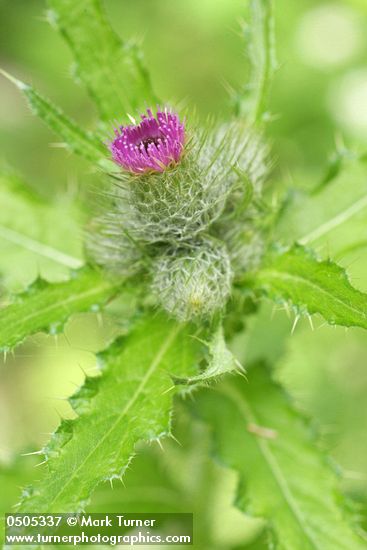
[1,0,367,548]
[87,107,268,321]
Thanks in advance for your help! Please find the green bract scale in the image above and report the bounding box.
[86,112,270,321]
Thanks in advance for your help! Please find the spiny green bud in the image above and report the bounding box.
[85,215,142,276]
[151,237,232,321]
[216,121,270,196]
[225,226,265,273]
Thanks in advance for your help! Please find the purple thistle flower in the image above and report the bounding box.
[108,108,185,174]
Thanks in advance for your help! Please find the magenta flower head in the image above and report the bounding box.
[108,108,185,174]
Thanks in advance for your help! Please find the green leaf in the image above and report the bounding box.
[0,70,106,165]
[249,245,367,330]
[235,0,277,123]
[173,324,243,386]
[47,0,157,121]
[18,313,202,512]
[0,267,121,352]
[0,457,39,544]
[251,0,277,124]
[0,166,84,289]
[276,161,367,263]
[89,404,265,548]
[193,366,367,550]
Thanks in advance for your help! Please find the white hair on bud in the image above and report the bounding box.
[221,224,265,273]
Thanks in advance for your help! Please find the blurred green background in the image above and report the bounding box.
[1,0,367,547]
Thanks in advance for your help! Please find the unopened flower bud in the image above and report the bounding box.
[151,238,232,321]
